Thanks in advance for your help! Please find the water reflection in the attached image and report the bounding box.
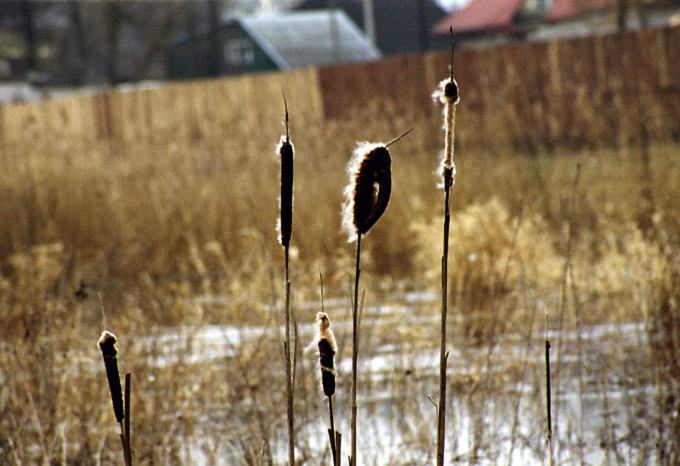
[145,293,660,465]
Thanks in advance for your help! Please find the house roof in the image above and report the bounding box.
[432,0,525,36]
[234,9,381,69]
[293,0,447,55]
[546,0,617,22]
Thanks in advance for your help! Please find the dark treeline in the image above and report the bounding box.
[0,0,246,85]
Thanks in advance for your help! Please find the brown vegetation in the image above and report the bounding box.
[1,28,680,463]
[1,112,677,462]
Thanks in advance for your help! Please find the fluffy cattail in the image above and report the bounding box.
[433,76,460,188]
[278,135,294,247]
[316,312,337,397]
[342,143,392,240]
[98,330,124,423]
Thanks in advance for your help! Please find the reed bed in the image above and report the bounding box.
[0,99,679,464]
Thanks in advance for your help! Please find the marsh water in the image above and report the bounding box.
[143,291,663,465]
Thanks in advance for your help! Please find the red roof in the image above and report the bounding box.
[432,0,525,36]
[546,0,617,22]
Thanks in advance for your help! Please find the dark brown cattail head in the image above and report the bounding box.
[277,136,294,247]
[98,330,124,423]
[316,312,337,397]
[442,78,460,106]
[342,143,392,239]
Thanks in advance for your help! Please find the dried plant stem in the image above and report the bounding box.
[328,395,336,456]
[317,292,341,466]
[350,232,362,466]
[437,181,452,466]
[284,245,295,466]
[278,94,295,466]
[436,29,458,466]
[334,432,342,466]
[120,373,133,466]
[98,331,132,466]
[328,396,340,466]
[545,309,554,466]
[554,163,580,464]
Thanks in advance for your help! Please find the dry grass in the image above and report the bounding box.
[1,102,679,464]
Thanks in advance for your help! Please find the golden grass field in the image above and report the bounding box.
[1,94,679,464]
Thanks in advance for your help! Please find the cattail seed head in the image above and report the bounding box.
[342,143,392,240]
[433,78,460,187]
[98,330,124,423]
[316,312,337,397]
[277,136,294,247]
[443,79,460,105]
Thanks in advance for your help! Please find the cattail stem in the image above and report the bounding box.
[124,372,130,441]
[435,28,459,466]
[328,395,338,466]
[318,285,340,466]
[284,245,295,466]
[342,131,407,465]
[553,164,580,465]
[436,174,452,466]
[334,431,342,466]
[350,232,362,466]
[120,373,132,466]
[545,309,554,466]
[278,96,295,466]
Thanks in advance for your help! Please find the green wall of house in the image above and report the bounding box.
[168,22,280,80]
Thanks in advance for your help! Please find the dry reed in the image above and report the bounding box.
[316,311,340,465]
[316,312,337,397]
[432,28,460,466]
[278,96,296,466]
[544,309,554,466]
[2,74,679,464]
[342,141,390,466]
[98,331,124,424]
[98,330,132,466]
[341,130,412,465]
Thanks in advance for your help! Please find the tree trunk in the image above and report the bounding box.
[617,0,628,33]
[21,0,38,78]
[106,2,123,84]
[69,0,89,84]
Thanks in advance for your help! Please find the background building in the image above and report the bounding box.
[168,9,380,79]
[293,0,448,55]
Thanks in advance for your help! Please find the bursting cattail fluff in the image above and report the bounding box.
[341,143,392,240]
[433,77,460,188]
[316,312,338,397]
[98,330,124,423]
[277,136,294,247]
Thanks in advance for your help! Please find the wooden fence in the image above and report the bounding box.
[318,25,680,148]
[0,68,325,147]
[1,25,679,149]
